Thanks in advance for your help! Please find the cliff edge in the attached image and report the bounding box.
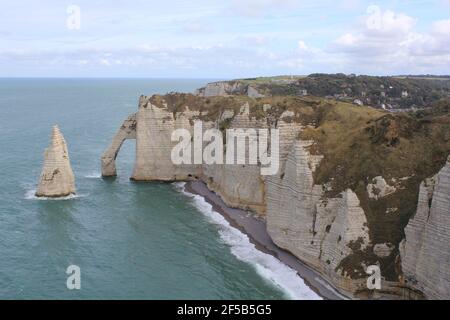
[102,93,450,299]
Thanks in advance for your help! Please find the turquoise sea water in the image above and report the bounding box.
[0,79,317,299]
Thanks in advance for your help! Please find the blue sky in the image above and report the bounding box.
[0,0,449,78]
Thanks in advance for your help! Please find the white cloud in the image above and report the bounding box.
[364,7,416,36]
[297,40,320,57]
[328,6,450,73]
[334,33,359,46]
[1,3,449,77]
[432,19,450,37]
[298,41,308,51]
[0,45,294,77]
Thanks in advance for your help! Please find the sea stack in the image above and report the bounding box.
[35,125,76,197]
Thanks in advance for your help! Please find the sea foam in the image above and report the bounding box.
[84,172,102,179]
[25,189,84,201]
[174,182,322,300]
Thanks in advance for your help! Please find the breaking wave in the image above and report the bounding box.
[173,182,322,300]
[84,172,102,179]
[25,189,84,201]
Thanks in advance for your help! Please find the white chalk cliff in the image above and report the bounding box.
[102,94,450,299]
[400,156,450,299]
[102,114,137,177]
[266,140,371,295]
[196,81,264,98]
[36,126,76,197]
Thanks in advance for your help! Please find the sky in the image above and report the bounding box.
[0,0,449,78]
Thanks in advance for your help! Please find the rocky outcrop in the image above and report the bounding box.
[400,156,450,299]
[367,176,396,200]
[131,96,207,181]
[373,243,395,258]
[101,114,137,177]
[247,86,264,98]
[196,81,264,98]
[195,81,240,97]
[36,125,76,197]
[201,103,269,213]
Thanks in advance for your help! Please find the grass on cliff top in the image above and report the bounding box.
[148,93,328,125]
[300,99,450,280]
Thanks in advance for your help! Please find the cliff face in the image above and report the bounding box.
[131,96,205,181]
[400,157,450,299]
[266,140,370,294]
[201,104,267,213]
[103,93,450,299]
[36,125,76,197]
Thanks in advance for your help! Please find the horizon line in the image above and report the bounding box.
[0,74,450,80]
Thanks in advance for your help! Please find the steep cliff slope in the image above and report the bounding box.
[103,93,450,298]
[400,157,450,299]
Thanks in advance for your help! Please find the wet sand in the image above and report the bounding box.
[185,180,349,300]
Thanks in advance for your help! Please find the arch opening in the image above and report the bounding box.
[101,113,137,177]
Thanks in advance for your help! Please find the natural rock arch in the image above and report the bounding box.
[101,113,136,177]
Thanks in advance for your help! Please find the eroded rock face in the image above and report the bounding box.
[202,103,268,213]
[196,81,264,98]
[36,126,76,197]
[373,243,395,257]
[196,81,242,97]
[247,86,264,98]
[102,93,450,299]
[400,157,450,299]
[101,114,137,177]
[266,140,370,294]
[367,176,396,200]
[131,96,206,181]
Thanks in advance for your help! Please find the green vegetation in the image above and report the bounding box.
[204,73,450,110]
[300,98,450,280]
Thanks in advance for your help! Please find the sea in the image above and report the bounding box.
[0,78,320,299]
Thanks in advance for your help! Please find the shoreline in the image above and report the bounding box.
[184,180,349,300]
